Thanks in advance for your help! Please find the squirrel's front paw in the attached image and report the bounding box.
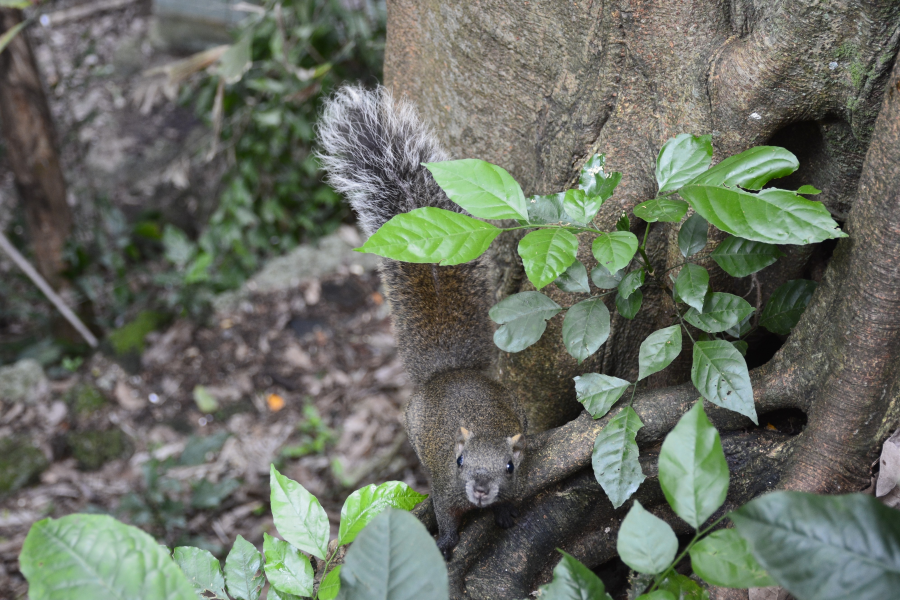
[493,502,519,529]
[436,531,460,561]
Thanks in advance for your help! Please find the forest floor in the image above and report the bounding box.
[0,0,425,596]
[0,226,427,597]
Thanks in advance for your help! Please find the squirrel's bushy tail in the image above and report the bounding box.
[316,85,462,236]
[317,85,497,385]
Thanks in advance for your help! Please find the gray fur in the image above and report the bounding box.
[317,86,526,560]
[316,85,461,236]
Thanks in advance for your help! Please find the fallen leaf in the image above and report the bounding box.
[876,429,900,498]
[115,380,146,410]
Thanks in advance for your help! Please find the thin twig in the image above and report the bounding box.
[751,273,762,328]
[0,231,99,347]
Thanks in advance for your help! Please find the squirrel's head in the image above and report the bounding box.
[454,427,525,507]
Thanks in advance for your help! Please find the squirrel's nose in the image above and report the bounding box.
[472,484,489,498]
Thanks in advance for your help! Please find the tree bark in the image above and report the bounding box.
[0,8,71,288]
[387,1,900,597]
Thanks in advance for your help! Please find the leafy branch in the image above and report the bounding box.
[357,133,842,509]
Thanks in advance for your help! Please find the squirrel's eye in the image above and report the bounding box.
[506,462,514,474]
[457,455,463,467]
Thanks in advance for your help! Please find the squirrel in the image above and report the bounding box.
[316,85,527,559]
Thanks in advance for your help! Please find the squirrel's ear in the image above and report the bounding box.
[507,434,525,463]
[457,427,472,454]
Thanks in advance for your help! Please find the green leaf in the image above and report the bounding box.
[338,481,427,545]
[679,185,847,245]
[174,546,228,599]
[493,314,554,352]
[358,208,500,266]
[563,189,604,223]
[574,373,631,419]
[267,588,303,600]
[263,534,314,597]
[318,565,342,600]
[597,172,623,199]
[689,529,775,588]
[20,514,197,600]
[592,171,623,201]
[0,0,33,8]
[731,340,748,356]
[684,292,754,334]
[555,260,591,293]
[591,264,624,289]
[760,279,818,335]
[657,574,710,600]
[692,341,757,423]
[0,19,27,56]
[527,193,579,225]
[592,407,645,508]
[618,269,646,300]
[218,34,253,84]
[579,154,606,189]
[179,431,229,466]
[537,550,613,600]
[518,228,579,290]
[636,593,676,600]
[489,291,563,324]
[592,231,639,273]
[224,535,264,600]
[616,211,631,232]
[424,159,527,220]
[638,326,682,381]
[658,402,730,528]
[674,264,709,313]
[656,134,713,193]
[678,213,708,257]
[731,492,900,600]
[191,478,241,510]
[340,509,448,600]
[579,166,622,203]
[490,292,562,352]
[724,314,752,339]
[689,146,798,190]
[563,298,611,363]
[617,500,678,574]
[616,288,643,320]
[710,237,784,278]
[633,198,690,223]
[163,225,197,268]
[579,155,622,202]
[185,252,213,284]
[270,465,330,560]
[796,184,821,195]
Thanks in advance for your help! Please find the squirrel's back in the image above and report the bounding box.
[317,86,497,385]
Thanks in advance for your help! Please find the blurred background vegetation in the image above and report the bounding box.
[0,0,386,370]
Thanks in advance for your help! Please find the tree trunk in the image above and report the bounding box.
[0,8,71,289]
[387,1,900,597]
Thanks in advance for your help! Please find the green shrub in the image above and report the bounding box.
[159,0,386,316]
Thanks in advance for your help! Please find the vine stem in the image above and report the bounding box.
[500,224,604,235]
[675,305,695,344]
[638,221,655,275]
[647,513,728,593]
[314,552,336,600]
